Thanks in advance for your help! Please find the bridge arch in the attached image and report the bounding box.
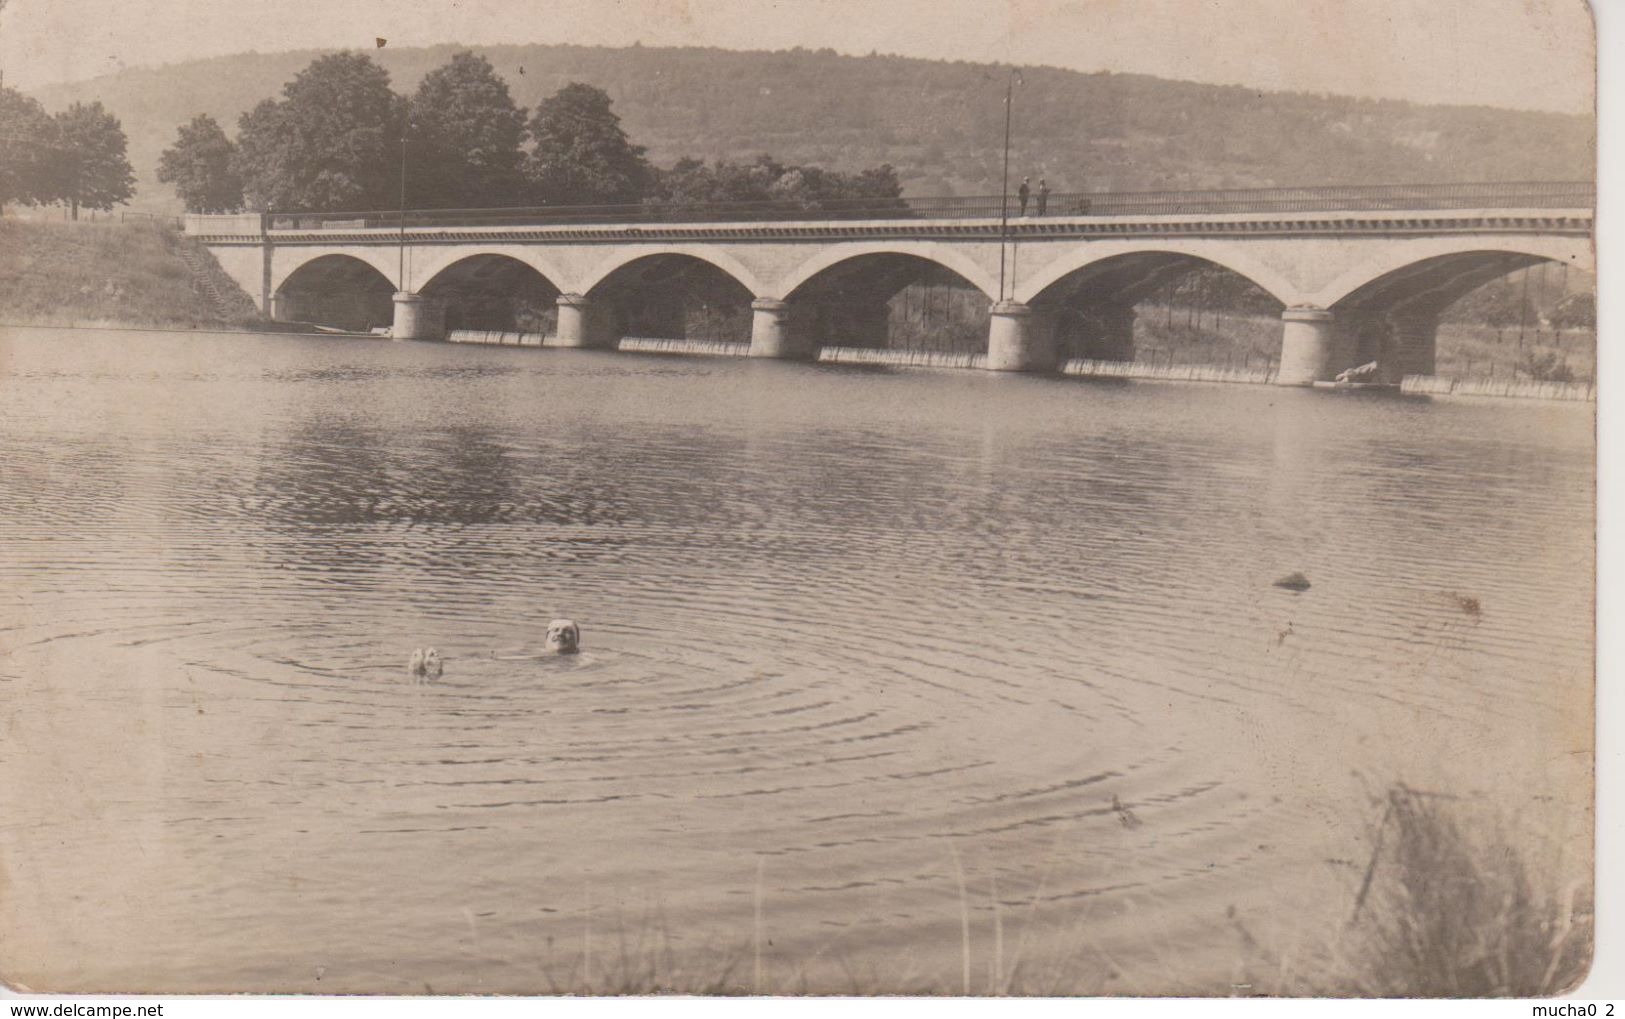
[577,245,765,299]
[271,253,397,332]
[1308,235,1593,312]
[1019,248,1288,365]
[777,242,997,303]
[271,249,399,299]
[420,253,565,334]
[584,251,759,342]
[777,248,998,353]
[1330,250,1561,318]
[414,247,572,298]
[1014,241,1299,308]
[1314,239,1597,381]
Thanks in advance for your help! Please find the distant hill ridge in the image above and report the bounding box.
[27,43,1595,214]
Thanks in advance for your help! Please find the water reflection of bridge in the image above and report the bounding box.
[187,182,1594,384]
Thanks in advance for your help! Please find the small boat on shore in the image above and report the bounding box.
[1311,379,1399,392]
[1315,360,1397,391]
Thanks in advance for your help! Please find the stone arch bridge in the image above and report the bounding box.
[187,186,1593,385]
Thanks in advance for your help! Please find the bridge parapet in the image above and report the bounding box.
[185,207,1594,245]
[183,180,1594,238]
[184,213,265,237]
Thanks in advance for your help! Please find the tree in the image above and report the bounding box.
[1445,278,1533,327]
[233,99,294,212]
[650,156,714,204]
[157,114,243,213]
[0,87,56,211]
[407,51,527,208]
[235,52,401,212]
[525,83,651,206]
[649,154,906,216]
[1549,291,1594,330]
[51,101,136,219]
[1517,350,1575,383]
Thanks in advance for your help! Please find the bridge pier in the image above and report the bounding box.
[748,298,814,359]
[554,293,618,349]
[391,291,445,341]
[985,301,1059,372]
[1276,307,1336,385]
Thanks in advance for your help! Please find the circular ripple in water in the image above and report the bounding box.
[0,327,1593,994]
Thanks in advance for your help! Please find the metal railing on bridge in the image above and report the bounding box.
[258,180,1594,232]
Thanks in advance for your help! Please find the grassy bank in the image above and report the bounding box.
[0,218,258,330]
[506,782,1592,996]
[1264,784,1593,997]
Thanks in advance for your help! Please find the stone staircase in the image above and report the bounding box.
[176,242,243,321]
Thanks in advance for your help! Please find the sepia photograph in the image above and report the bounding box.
[0,0,1606,1001]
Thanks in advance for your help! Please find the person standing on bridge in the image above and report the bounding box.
[1017,177,1031,215]
[1036,178,1050,215]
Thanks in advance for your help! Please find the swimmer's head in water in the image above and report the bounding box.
[407,647,443,679]
[545,619,581,654]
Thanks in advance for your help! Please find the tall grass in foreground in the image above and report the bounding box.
[536,923,745,996]
[520,783,1590,997]
[1294,784,1592,997]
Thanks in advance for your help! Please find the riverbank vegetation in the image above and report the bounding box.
[0,88,135,219]
[0,218,255,329]
[489,782,1590,996]
[1279,784,1592,997]
[519,783,1591,996]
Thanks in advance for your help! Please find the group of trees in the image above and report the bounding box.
[0,87,135,218]
[156,50,902,215]
[650,153,903,211]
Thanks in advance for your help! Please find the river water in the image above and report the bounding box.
[0,326,1594,994]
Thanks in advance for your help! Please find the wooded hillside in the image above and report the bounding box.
[29,43,1595,213]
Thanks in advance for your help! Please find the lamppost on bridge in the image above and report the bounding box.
[998,67,1024,303]
[397,117,415,292]
[389,116,444,341]
[0,0,9,90]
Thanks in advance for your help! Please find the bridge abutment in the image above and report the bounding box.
[986,301,1059,372]
[1276,307,1336,385]
[749,298,815,359]
[554,294,618,349]
[391,291,445,341]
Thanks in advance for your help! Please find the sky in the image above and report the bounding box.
[0,0,1598,113]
